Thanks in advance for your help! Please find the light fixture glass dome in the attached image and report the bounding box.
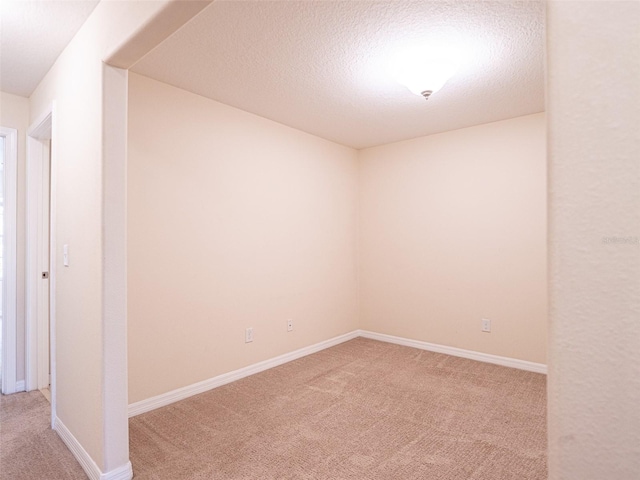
[394,60,458,99]
[389,46,459,100]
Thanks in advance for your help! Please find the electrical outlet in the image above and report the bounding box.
[245,327,254,343]
[481,318,491,333]
[287,319,293,332]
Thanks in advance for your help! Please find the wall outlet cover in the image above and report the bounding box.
[482,318,491,333]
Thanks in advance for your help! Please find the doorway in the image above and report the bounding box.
[25,109,55,423]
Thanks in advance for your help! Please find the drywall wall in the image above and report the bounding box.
[547,2,640,479]
[359,113,547,364]
[127,73,359,403]
[28,23,113,470]
[27,0,208,475]
[0,91,28,384]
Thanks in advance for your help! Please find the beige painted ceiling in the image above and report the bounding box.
[133,0,545,149]
[0,0,100,97]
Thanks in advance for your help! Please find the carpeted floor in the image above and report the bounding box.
[0,390,86,479]
[129,338,547,479]
[0,338,546,479]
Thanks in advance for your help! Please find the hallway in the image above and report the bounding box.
[0,391,85,479]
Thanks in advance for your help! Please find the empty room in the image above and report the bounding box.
[125,0,548,475]
[0,1,638,480]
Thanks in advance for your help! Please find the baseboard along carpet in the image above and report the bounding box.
[0,390,86,479]
[129,338,547,479]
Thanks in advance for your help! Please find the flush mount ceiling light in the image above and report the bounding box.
[395,60,458,100]
[390,46,460,101]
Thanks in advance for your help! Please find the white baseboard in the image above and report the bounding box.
[128,330,360,417]
[54,417,133,480]
[358,330,547,374]
[54,416,102,479]
[16,380,25,392]
[129,329,546,417]
[101,462,133,480]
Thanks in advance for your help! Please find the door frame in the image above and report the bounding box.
[0,126,18,394]
[25,105,57,425]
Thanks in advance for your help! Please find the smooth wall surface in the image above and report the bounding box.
[127,73,359,403]
[547,2,640,479]
[359,113,547,364]
[0,91,28,383]
[29,24,111,469]
[28,0,183,471]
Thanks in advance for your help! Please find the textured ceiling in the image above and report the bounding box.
[0,0,99,97]
[133,0,545,149]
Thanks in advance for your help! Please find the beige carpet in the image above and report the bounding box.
[130,338,547,479]
[0,390,86,479]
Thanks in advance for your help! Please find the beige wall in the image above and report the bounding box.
[359,113,547,364]
[0,91,29,383]
[127,73,359,403]
[128,76,547,405]
[547,2,640,478]
[30,27,104,466]
[28,0,187,472]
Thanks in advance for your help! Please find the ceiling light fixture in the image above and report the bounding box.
[389,46,459,101]
[395,60,458,100]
